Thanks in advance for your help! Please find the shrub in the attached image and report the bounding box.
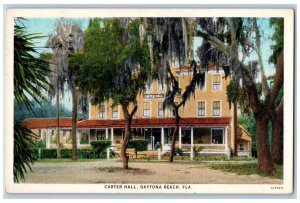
[33,140,46,148]
[33,148,105,159]
[128,140,148,151]
[175,147,183,156]
[90,140,111,158]
[41,148,57,159]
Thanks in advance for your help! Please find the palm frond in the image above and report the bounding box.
[14,22,52,109]
[13,121,38,183]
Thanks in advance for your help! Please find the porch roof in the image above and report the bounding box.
[76,117,231,129]
[22,118,82,129]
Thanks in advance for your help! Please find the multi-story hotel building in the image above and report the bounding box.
[24,65,252,157]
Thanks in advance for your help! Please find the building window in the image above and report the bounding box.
[112,106,119,118]
[80,130,90,144]
[145,83,152,92]
[96,130,106,140]
[158,81,166,92]
[38,129,42,138]
[99,104,105,119]
[143,102,150,117]
[211,129,223,144]
[239,143,245,151]
[212,101,221,116]
[158,102,165,117]
[213,74,221,90]
[198,101,205,116]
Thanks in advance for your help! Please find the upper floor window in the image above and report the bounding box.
[158,102,165,117]
[158,81,167,92]
[99,104,105,119]
[112,106,119,118]
[198,101,205,117]
[143,102,150,117]
[145,83,152,92]
[212,74,221,90]
[212,101,221,116]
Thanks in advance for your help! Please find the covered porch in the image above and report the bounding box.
[76,117,232,157]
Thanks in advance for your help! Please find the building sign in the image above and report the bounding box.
[143,94,165,99]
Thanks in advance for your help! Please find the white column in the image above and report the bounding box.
[110,128,114,145]
[225,127,228,151]
[107,148,110,160]
[77,130,81,146]
[88,94,91,119]
[225,127,230,159]
[190,127,194,160]
[46,129,50,149]
[105,128,109,140]
[179,127,182,148]
[161,128,164,146]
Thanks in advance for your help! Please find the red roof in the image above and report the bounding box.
[76,117,231,129]
[22,118,82,129]
[23,117,231,129]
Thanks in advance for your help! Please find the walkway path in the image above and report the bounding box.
[24,160,282,184]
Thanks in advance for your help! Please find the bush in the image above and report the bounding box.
[33,140,46,148]
[175,147,183,156]
[128,140,148,151]
[90,140,111,158]
[32,148,106,159]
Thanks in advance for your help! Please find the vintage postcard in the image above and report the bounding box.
[4,8,294,194]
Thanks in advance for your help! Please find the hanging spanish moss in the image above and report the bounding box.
[46,18,87,113]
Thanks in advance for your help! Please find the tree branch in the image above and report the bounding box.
[196,30,230,55]
[253,18,270,97]
[130,105,138,118]
[267,51,284,112]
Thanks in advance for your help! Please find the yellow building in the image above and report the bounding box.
[24,65,252,158]
[75,64,252,157]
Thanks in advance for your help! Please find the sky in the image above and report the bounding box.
[20,17,277,110]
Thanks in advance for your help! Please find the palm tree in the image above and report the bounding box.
[14,18,51,182]
[46,19,84,160]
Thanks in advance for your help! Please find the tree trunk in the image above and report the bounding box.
[233,103,238,156]
[120,103,137,169]
[256,116,275,175]
[169,110,179,162]
[120,117,132,169]
[71,87,78,160]
[272,100,283,165]
[56,85,62,159]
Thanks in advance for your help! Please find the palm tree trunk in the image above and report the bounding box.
[71,87,78,160]
[56,83,62,159]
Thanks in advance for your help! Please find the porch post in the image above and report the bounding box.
[190,127,194,160]
[105,128,109,140]
[77,130,81,146]
[110,128,114,146]
[179,127,182,148]
[46,129,50,149]
[225,126,230,159]
[161,127,164,146]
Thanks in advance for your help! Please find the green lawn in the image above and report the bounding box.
[208,163,283,179]
[35,158,103,163]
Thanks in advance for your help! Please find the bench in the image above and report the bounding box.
[118,149,158,159]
